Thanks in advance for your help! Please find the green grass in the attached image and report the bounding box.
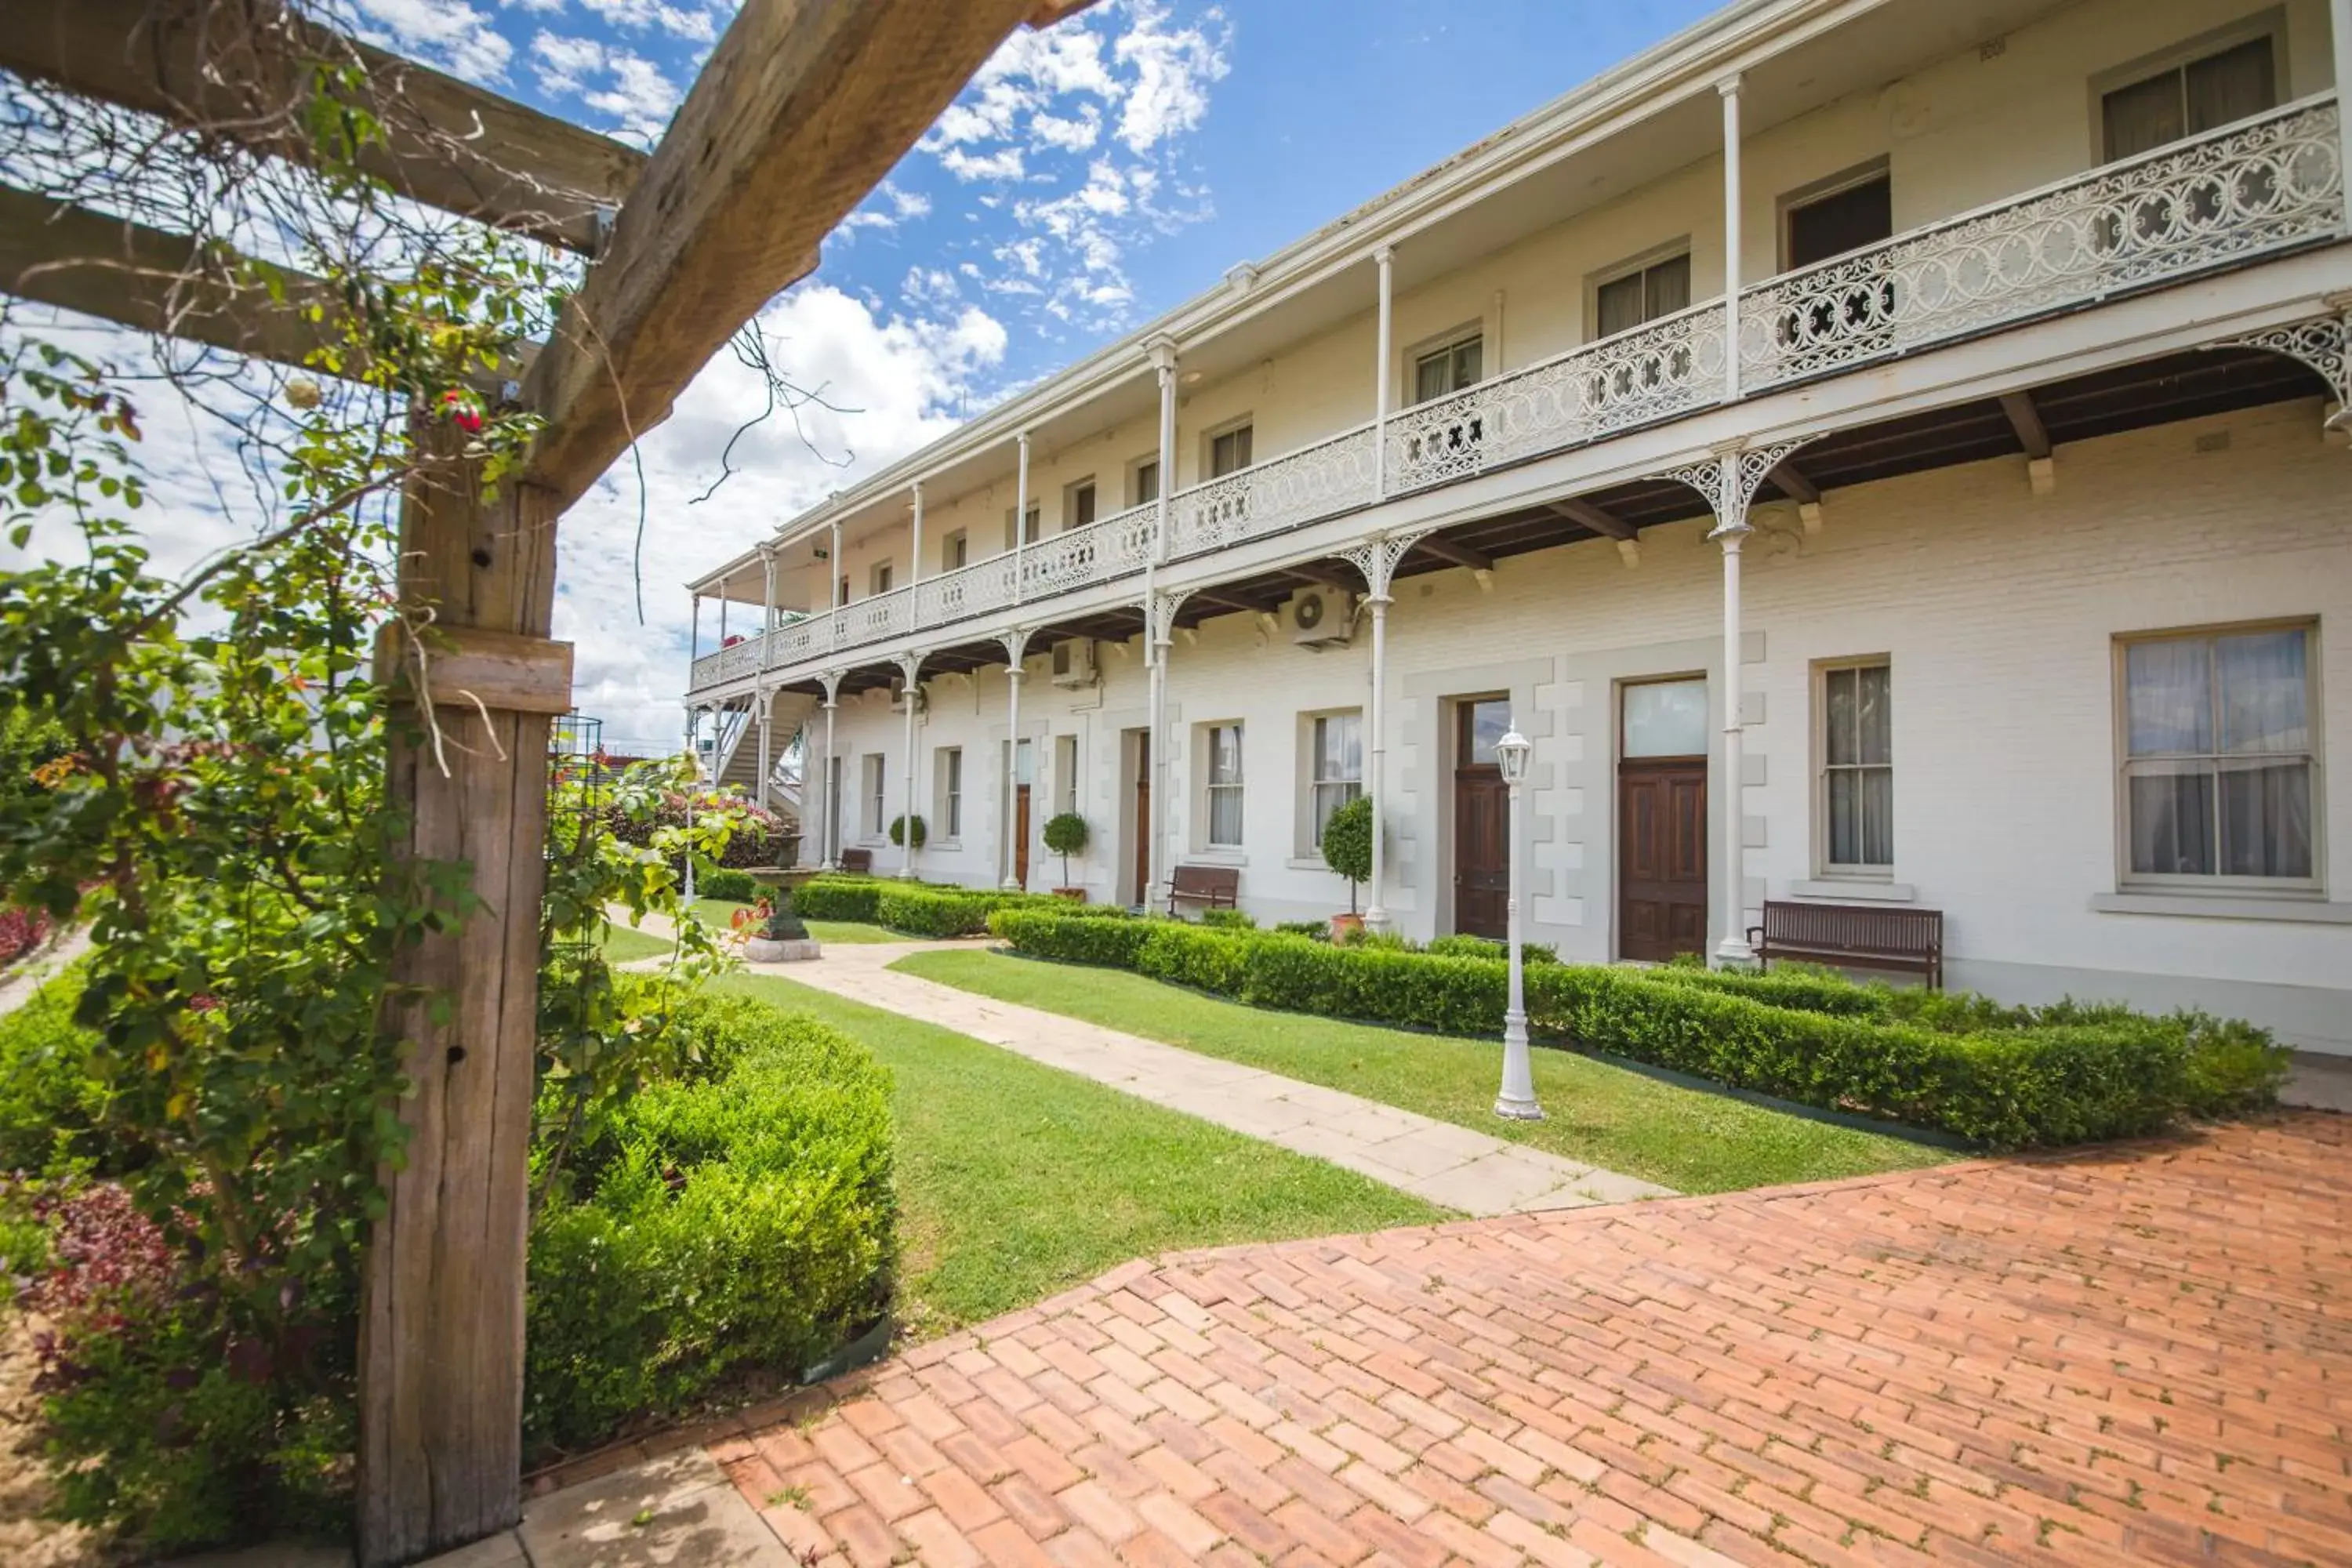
[891,949,1958,1196]
[600,924,673,964]
[715,971,1445,1335]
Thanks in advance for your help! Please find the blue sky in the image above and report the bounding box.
[154,1,1729,750]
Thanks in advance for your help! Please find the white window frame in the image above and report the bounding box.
[1406,325,1483,406]
[1586,239,1693,342]
[1305,710,1364,850]
[1128,455,1160,509]
[1777,156,1893,272]
[869,559,894,596]
[1813,658,1893,879]
[2087,12,2285,165]
[1202,721,1245,849]
[935,746,963,844]
[1004,503,1041,549]
[941,528,968,572]
[2114,619,2323,895]
[1055,733,1079,816]
[1064,477,1098,532]
[1203,418,1254,480]
[862,753,887,841]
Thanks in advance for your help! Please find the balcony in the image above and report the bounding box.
[691,94,2342,695]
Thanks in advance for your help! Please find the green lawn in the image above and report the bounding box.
[891,949,1957,1196]
[715,972,1444,1337]
[601,924,673,964]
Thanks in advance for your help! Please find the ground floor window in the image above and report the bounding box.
[1309,711,1363,845]
[2120,623,2316,884]
[1819,660,1892,871]
[938,746,963,840]
[1056,733,1079,815]
[862,753,885,839]
[1204,723,1244,847]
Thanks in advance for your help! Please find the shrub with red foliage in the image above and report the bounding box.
[0,905,50,969]
[21,1183,177,1330]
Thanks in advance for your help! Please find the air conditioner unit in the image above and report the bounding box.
[1288,586,1354,650]
[1050,637,1098,688]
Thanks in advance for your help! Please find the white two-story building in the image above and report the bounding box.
[682,0,2352,1052]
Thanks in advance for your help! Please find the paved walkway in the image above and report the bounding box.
[671,1113,2347,1568]
[710,930,1673,1217]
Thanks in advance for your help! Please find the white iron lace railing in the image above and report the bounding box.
[688,648,727,688]
[1017,501,1159,599]
[713,633,766,681]
[1166,425,1377,557]
[837,583,916,645]
[1384,300,1728,493]
[913,550,1018,626]
[1740,96,2342,390]
[769,610,830,664]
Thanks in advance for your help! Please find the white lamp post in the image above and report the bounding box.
[1493,725,1543,1121]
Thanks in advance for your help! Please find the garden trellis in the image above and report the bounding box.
[2,0,1098,1560]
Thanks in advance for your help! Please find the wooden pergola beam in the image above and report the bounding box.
[1999,390,2053,459]
[0,183,534,387]
[4,0,643,255]
[520,0,1045,510]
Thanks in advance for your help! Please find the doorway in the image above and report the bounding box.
[1451,696,1511,939]
[1131,731,1151,905]
[1008,738,1034,890]
[1617,677,1709,963]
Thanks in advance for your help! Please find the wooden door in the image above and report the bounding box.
[1131,733,1151,903]
[1617,763,1708,960]
[1452,697,1511,938]
[1014,784,1032,887]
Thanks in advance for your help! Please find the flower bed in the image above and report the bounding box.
[985,909,2287,1149]
[0,905,49,970]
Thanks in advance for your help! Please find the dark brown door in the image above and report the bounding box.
[1014,785,1032,887]
[1452,697,1511,938]
[1618,762,1708,961]
[1132,733,1151,903]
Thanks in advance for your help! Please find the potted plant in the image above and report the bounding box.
[1042,811,1090,900]
[1319,794,1373,940]
[733,890,821,962]
[887,813,926,850]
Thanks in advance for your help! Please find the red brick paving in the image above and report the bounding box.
[711,1116,2352,1566]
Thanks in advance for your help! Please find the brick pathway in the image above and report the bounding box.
[704,1115,2351,1567]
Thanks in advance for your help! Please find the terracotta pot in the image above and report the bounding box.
[1052,887,1088,902]
[1328,913,1364,941]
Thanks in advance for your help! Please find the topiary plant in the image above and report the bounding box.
[1319,795,1373,914]
[887,813,927,849]
[1042,811,1089,886]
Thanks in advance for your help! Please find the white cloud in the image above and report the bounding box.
[527,31,680,140]
[940,146,1025,183]
[1113,0,1231,154]
[352,0,514,83]
[1030,103,1103,153]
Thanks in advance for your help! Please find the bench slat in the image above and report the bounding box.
[1749,900,1943,989]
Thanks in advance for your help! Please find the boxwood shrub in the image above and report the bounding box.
[525,997,894,1454]
[987,909,2285,1149]
[697,867,760,904]
[804,876,1134,938]
[793,874,883,923]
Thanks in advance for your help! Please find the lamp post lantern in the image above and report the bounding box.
[1493,725,1543,1121]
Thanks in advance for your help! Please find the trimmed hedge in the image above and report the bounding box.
[798,875,1134,938]
[525,996,894,1454]
[985,909,2286,1149]
[698,867,760,904]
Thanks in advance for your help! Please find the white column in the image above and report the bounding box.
[1001,633,1029,890]
[1719,75,1744,403]
[1363,593,1392,930]
[899,655,921,880]
[1373,245,1395,498]
[688,593,702,666]
[820,679,840,869]
[2336,0,2352,238]
[1146,608,1168,906]
[759,545,777,653]
[909,481,926,622]
[1013,433,1031,603]
[754,692,772,813]
[829,522,843,612]
[1715,520,1755,964]
[1152,344,1177,561]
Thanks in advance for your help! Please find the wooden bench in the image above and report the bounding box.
[1748,900,1944,989]
[837,848,873,875]
[1165,863,1240,916]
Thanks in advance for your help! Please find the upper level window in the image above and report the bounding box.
[1820,661,1893,872]
[870,561,894,595]
[1210,425,1254,477]
[1133,459,1160,506]
[1595,254,1690,339]
[943,529,968,571]
[2103,37,2275,162]
[1784,169,1892,270]
[1205,723,1244,847]
[1069,480,1098,530]
[2120,624,2316,886]
[1414,336,1483,403]
[1007,504,1040,546]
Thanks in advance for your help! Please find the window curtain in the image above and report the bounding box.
[2125,630,2311,878]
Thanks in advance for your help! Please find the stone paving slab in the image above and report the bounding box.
[701,1114,2352,1567]
[728,935,1676,1218]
